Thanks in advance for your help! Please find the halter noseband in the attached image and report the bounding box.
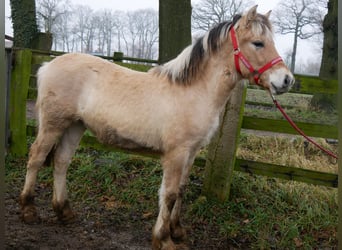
[230,26,283,86]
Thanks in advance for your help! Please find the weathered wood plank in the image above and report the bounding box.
[31,54,54,66]
[291,74,338,94]
[202,82,247,201]
[242,116,337,139]
[235,159,338,188]
[26,124,338,188]
[9,49,32,156]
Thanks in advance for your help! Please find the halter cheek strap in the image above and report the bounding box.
[230,26,283,85]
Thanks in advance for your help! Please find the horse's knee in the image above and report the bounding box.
[19,194,40,224]
[52,199,75,223]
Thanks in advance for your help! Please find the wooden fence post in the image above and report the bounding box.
[9,49,32,156]
[202,81,247,202]
[113,52,124,62]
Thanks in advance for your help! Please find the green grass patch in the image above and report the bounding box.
[187,172,337,248]
[115,62,152,72]
[245,89,338,125]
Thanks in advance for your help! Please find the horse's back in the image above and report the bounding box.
[35,53,166,150]
[36,54,118,127]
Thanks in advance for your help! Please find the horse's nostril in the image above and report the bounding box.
[284,74,292,87]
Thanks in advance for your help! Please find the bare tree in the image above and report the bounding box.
[40,2,158,59]
[36,0,69,33]
[192,0,254,31]
[102,10,116,56]
[121,9,158,59]
[134,9,158,59]
[272,0,326,72]
[92,9,119,56]
[72,5,95,53]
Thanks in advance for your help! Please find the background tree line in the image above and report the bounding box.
[9,0,334,77]
[35,0,159,59]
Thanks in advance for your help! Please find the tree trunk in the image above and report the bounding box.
[291,28,298,73]
[10,0,39,48]
[310,0,337,112]
[319,0,337,79]
[158,0,192,63]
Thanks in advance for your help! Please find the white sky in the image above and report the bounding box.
[4,0,323,67]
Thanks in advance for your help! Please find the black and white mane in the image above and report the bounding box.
[151,13,273,85]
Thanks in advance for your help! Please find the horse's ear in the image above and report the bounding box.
[246,5,258,21]
[264,10,272,19]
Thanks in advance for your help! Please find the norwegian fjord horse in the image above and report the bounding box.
[20,6,293,250]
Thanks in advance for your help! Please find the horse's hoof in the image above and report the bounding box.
[58,211,76,224]
[152,236,176,250]
[53,200,76,224]
[171,226,187,242]
[20,205,41,224]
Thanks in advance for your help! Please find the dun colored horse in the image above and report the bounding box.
[20,6,294,250]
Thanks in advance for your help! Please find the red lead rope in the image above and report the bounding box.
[271,94,338,160]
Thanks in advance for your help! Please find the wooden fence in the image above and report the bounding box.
[7,48,338,202]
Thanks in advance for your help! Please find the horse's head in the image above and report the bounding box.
[231,5,294,95]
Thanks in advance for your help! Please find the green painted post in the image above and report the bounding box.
[9,49,32,156]
[337,0,342,245]
[1,1,6,245]
[202,81,247,202]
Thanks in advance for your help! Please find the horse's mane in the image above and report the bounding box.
[150,13,272,85]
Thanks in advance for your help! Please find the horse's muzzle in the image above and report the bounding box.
[269,69,294,95]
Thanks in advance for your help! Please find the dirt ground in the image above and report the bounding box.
[5,183,152,250]
[5,177,234,250]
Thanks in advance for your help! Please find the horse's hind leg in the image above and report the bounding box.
[20,128,63,223]
[51,122,85,223]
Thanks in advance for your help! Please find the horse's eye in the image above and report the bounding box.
[252,41,264,48]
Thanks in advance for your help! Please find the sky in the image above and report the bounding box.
[4,0,323,69]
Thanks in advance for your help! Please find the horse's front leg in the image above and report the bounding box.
[152,149,190,250]
[170,153,196,242]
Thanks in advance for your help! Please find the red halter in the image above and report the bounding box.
[230,26,283,85]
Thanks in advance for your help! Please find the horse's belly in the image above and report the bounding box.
[97,126,162,153]
[82,114,163,154]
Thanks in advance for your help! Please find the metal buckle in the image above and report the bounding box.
[233,48,240,55]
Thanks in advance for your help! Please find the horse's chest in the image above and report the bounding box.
[201,115,220,147]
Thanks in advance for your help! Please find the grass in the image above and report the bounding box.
[245,89,338,125]
[237,133,338,173]
[5,133,338,248]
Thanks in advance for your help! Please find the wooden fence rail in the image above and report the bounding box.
[8,49,338,202]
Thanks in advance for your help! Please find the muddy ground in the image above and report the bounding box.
[5,175,234,250]
[5,182,149,250]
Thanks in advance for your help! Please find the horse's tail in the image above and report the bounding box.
[36,62,56,167]
[36,62,49,104]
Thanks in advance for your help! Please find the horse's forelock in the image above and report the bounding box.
[248,13,273,39]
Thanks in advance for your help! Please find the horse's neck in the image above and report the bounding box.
[201,56,240,112]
